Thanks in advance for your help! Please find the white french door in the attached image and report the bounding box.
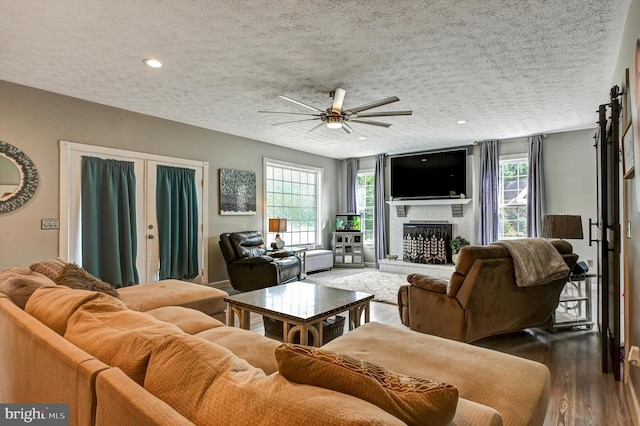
[59,141,209,284]
[145,160,206,282]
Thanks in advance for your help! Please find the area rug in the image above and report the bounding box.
[323,270,408,305]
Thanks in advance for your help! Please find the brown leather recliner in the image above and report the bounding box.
[219,231,301,292]
[397,240,578,343]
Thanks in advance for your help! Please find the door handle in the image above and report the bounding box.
[588,218,599,246]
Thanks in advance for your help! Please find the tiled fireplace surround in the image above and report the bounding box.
[379,202,475,279]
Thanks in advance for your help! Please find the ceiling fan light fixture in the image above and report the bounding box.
[326,116,343,129]
[260,88,412,134]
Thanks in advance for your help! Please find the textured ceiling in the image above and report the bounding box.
[0,0,630,159]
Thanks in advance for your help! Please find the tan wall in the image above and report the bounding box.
[543,129,598,264]
[0,81,341,283]
[612,0,640,412]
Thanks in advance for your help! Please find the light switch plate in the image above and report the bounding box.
[41,219,59,230]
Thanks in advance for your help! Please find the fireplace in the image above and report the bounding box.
[403,223,453,264]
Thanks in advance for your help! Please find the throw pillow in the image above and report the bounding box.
[55,263,119,298]
[0,267,56,309]
[275,343,459,426]
[29,257,68,281]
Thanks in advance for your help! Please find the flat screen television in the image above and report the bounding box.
[390,148,468,200]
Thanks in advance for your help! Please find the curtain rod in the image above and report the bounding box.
[473,134,548,145]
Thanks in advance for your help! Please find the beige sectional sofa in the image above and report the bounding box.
[0,267,553,425]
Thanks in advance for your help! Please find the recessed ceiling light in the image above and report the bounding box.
[358,137,367,140]
[456,120,467,124]
[143,58,163,68]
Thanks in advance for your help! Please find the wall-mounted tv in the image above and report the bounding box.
[390,148,468,200]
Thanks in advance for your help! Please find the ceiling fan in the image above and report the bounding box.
[259,88,412,134]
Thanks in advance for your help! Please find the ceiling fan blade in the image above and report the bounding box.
[272,118,320,126]
[342,122,354,134]
[307,122,326,133]
[331,88,346,114]
[279,95,324,113]
[259,110,321,116]
[354,110,413,118]
[349,119,392,128]
[345,96,400,114]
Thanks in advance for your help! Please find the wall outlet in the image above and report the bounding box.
[41,219,59,230]
[587,259,593,267]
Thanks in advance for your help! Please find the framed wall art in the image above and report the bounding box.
[622,123,635,179]
[218,168,256,215]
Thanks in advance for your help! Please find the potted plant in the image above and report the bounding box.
[450,236,470,264]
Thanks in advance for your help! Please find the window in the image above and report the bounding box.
[356,170,375,243]
[498,156,528,239]
[264,159,322,246]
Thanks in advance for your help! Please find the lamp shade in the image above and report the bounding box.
[268,218,287,233]
[542,215,583,239]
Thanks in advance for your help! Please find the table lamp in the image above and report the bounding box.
[268,218,287,249]
[541,214,584,240]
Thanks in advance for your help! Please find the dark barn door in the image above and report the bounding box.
[594,89,622,381]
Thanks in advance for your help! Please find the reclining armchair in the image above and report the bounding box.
[398,239,578,343]
[219,231,301,292]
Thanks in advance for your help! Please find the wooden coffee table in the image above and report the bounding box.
[224,282,373,347]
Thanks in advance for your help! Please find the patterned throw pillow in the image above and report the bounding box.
[55,263,119,298]
[275,344,459,426]
[29,258,68,281]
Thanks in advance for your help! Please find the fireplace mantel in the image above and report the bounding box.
[386,199,472,217]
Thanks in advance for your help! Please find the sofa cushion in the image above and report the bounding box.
[195,326,280,374]
[323,322,550,426]
[305,249,333,273]
[54,263,120,297]
[29,257,68,281]
[145,306,225,334]
[0,267,56,309]
[144,333,405,425]
[64,302,184,385]
[118,280,227,316]
[275,343,458,426]
[25,286,126,335]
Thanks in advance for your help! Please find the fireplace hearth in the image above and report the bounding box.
[403,223,453,264]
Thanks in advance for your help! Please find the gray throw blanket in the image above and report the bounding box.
[492,238,570,287]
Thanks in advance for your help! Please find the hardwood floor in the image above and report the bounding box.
[221,268,633,425]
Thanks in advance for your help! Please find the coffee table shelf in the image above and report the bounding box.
[224,282,373,346]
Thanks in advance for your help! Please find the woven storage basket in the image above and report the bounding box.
[263,315,345,345]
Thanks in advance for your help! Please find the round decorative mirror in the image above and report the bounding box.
[0,141,39,214]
